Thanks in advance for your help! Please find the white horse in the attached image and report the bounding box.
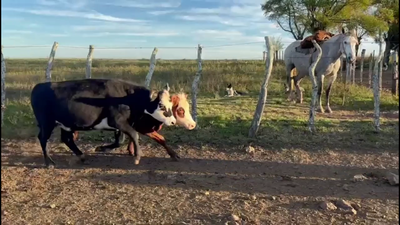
[284,31,358,113]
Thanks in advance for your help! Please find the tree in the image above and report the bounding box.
[261,0,391,41]
[261,0,307,40]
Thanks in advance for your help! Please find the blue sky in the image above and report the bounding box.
[1,0,381,59]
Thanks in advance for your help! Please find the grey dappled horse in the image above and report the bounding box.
[284,30,358,113]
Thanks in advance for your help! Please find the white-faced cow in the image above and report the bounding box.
[79,92,197,159]
[30,78,176,168]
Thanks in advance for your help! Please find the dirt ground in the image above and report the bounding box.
[1,137,398,225]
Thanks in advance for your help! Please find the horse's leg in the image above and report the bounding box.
[325,74,338,113]
[286,65,295,102]
[294,76,304,104]
[316,74,325,113]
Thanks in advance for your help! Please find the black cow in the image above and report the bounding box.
[30,78,176,168]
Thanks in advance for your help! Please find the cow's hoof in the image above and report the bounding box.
[46,164,55,169]
[134,157,140,165]
[95,146,110,152]
[171,155,180,161]
[325,108,333,114]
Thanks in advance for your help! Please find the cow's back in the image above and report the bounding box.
[31,79,151,128]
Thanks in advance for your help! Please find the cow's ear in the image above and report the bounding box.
[164,83,170,92]
[171,95,180,106]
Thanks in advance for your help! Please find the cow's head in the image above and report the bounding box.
[171,93,196,130]
[145,83,176,126]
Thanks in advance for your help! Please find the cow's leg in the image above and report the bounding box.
[145,131,180,161]
[125,130,139,156]
[116,125,141,164]
[95,130,122,152]
[38,123,56,168]
[73,131,79,141]
[325,74,337,113]
[316,74,325,113]
[60,129,85,163]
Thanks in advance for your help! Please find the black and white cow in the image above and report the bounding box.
[30,78,176,168]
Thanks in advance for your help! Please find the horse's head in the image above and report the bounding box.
[339,30,358,63]
[171,93,196,130]
[144,83,176,126]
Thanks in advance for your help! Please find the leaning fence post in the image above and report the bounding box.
[191,44,202,125]
[359,49,366,84]
[85,45,94,79]
[45,41,59,82]
[248,36,274,138]
[391,51,399,95]
[368,51,374,88]
[308,40,322,133]
[1,46,6,126]
[144,47,158,88]
[373,34,384,132]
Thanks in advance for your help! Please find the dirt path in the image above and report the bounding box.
[1,139,398,225]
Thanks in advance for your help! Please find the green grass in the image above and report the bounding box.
[2,58,399,153]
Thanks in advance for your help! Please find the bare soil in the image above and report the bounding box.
[1,137,398,225]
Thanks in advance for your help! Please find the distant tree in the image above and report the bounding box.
[261,0,392,42]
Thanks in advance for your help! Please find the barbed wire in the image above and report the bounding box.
[3,40,397,50]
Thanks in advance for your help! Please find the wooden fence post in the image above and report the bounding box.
[368,52,374,88]
[191,44,202,125]
[262,51,266,62]
[391,51,399,95]
[351,62,356,85]
[373,34,384,132]
[1,46,6,126]
[308,40,323,133]
[378,37,383,90]
[45,41,58,82]
[342,59,351,105]
[248,36,274,138]
[144,47,158,88]
[359,49,366,84]
[85,45,94,79]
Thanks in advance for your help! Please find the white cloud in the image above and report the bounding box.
[176,15,246,26]
[2,7,146,23]
[105,0,181,8]
[192,29,264,43]
[82,32,180,37]
[147,10,174,16]
[49,33,69,37]
[36,0,89,10]
[2,30,33,34]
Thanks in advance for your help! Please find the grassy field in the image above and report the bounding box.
[1,58,399,224]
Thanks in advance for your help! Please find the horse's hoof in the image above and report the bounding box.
[316,108,325,113]
[325,108,333,114]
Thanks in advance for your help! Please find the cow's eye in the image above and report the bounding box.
[159,104,166,111]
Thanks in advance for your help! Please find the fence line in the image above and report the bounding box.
[1,38,397,131]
